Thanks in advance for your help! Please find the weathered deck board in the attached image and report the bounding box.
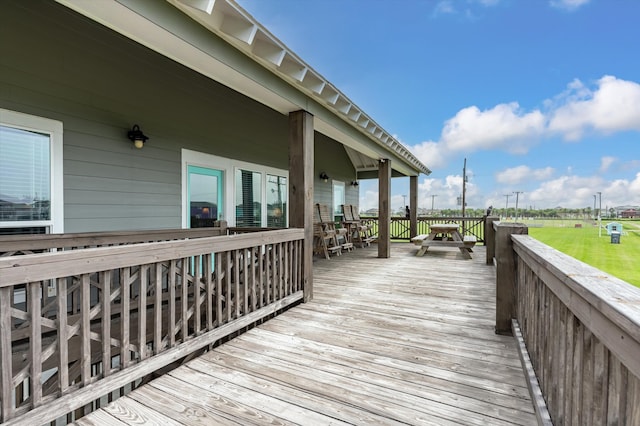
[75,243,536,425]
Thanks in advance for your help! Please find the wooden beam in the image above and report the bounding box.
[289,110,314,302]
[495,222,528,335]
[409,175,418,239]
[378,159,391,258]
[485,216,499,265]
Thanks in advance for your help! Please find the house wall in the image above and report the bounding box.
[0,1,358,232]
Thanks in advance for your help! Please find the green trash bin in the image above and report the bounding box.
[611,231,621,244]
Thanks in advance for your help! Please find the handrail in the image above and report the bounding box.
[0,229,305,424]
[494,224,640,424]
[0,225,228,256]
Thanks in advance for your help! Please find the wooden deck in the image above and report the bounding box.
[73,243,536,425]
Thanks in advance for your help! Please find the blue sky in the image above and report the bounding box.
[236,0,640,212]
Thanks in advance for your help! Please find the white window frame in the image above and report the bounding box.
[0,108,64,233]
[181,149,288,228]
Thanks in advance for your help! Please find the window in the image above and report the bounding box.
[0,109,63,234]
[333,181,345,218]
[235,169,262,227]
[182,149,287,228]
[266,174,287,228]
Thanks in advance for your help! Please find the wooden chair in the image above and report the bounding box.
[316,203,353,253]
[313,222,341,259]
[351,205,377,245]
[341,204,368,248]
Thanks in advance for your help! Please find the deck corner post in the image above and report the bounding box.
[289,110,314,302]
[485,216,499,265]
[409,175,418,239]
[495,222,528,335]
[378,159,391,258]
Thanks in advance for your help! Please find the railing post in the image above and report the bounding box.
[495,222,528,335]
[485,216,499,265]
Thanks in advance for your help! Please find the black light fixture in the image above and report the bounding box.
[127,124,148,149]
[351,180,359,187]
[319,172,329,182]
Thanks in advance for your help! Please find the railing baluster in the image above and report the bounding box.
[181,258,188,341]
[225,251,232,324]
[29,282,43,406]
[234,250,240,319]
[258,245,265,308]
[101,271,111,377]
[243,248,249,315]
[194,255,201,335]
[249,247,257,312]
[215,252,222,327]
[1,287,14,421]
[120,268,130,368]
[205,253,213,331]
[57,278,69,393]
[81,274,91,386]
[154,263,162,354]
[168,260,177,348]
[138,266,147,361]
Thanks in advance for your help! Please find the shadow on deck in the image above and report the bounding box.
[75,243,536,425]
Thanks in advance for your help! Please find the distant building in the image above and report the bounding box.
[620,209,638,219]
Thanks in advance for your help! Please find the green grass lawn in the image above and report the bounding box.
[526,220,640,288]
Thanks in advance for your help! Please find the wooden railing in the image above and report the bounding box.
[492,222,640,425]
[0,225,229,256]
[361,216,487,242]
[0,228,305,424]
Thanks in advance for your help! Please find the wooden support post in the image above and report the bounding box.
[485,215,499,265]
[378,159,391,258]
[289,110,314,302]
[495,222,528,335]
[409,175,418,239]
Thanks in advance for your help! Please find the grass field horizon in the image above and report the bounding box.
[520,219,640,288]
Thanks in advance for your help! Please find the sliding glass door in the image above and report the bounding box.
[187,165,223,228]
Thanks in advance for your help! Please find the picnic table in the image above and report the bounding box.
[411,223,476,259]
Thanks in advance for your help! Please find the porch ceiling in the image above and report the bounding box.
[55,0,431,178]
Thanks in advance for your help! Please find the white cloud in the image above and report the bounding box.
[496,165,555,184]
[550,0,590,11]
[599,156,617,173]
[548,76,640,140]
[522,171,640,209]
[359,189,379,212]
[410,140,450,170]
[409,75,640,172]
[433,1,456,15]
[440,103,546,154]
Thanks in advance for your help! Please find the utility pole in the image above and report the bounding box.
[513,191,523,221]
[430,194,438,215]
[461,158,467,218]
[503,194,511,219]
[597,191,602,237]
[402,194,407,210]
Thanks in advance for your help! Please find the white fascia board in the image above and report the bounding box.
[178,0,216,14]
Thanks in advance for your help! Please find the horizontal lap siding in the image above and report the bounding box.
[0,1,290,233]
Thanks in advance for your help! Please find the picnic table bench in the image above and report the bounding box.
[411,223,476,259]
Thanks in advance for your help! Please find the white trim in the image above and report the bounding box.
[332,180,345,217]
[181,149,288,227]
[0,108,64,233]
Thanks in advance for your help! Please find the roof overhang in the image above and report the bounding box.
[55,0,431,177]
